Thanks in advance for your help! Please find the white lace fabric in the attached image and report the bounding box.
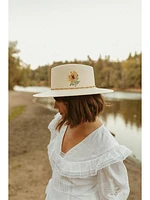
[45,113,132,200]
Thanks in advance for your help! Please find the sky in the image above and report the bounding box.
[9,0,141,70]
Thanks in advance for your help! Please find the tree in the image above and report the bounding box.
[8,41,21,90]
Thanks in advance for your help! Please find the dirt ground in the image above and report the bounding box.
[9,91,141,200]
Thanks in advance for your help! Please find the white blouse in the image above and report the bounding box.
[45,113,132,200]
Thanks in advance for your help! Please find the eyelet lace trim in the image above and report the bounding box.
[48,144,132,178]
[47,113,132,178]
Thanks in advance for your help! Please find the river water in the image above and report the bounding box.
[14,86,142,161]
[102,92,141,161]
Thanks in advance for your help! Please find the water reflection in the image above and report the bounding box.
[101,98,141,161]
[102,99,141,128]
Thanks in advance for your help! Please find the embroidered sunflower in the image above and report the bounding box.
[68,71,80,87]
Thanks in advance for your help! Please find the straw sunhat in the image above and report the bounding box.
[33,64,114,97]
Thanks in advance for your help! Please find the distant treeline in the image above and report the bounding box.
[9,41,141,90]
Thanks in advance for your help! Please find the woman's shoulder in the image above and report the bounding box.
[47,112,62,142]
[98,124,118,146]
[48,112,62,131]
[49,123,132,178]
[88,124,119,153]
[63,124,119,161]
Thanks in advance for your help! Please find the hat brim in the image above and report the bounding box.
[33,87,114,97]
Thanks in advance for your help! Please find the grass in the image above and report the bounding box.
[9,105,26,121]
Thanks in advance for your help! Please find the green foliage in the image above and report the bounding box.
[9,105,26,121]
[8,41,141,90]
[121,53,141,88]
[31,65,49,86]
[9,41,21,90]
[101,99,141,128]
[94,53,141,89]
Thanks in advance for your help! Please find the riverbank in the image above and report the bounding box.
[9,91,141,200]
[112,87,141,93]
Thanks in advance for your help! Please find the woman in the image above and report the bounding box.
[33,64,132,200]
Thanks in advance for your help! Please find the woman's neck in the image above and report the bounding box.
[68,117,102,136]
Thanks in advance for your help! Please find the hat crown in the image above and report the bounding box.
[33,63,114,97]
[51,64,95,90]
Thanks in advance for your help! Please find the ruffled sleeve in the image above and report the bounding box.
[47,112,62,141]
[47,122,132,180]
[97,161,130,200]
[51,144,132,178]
